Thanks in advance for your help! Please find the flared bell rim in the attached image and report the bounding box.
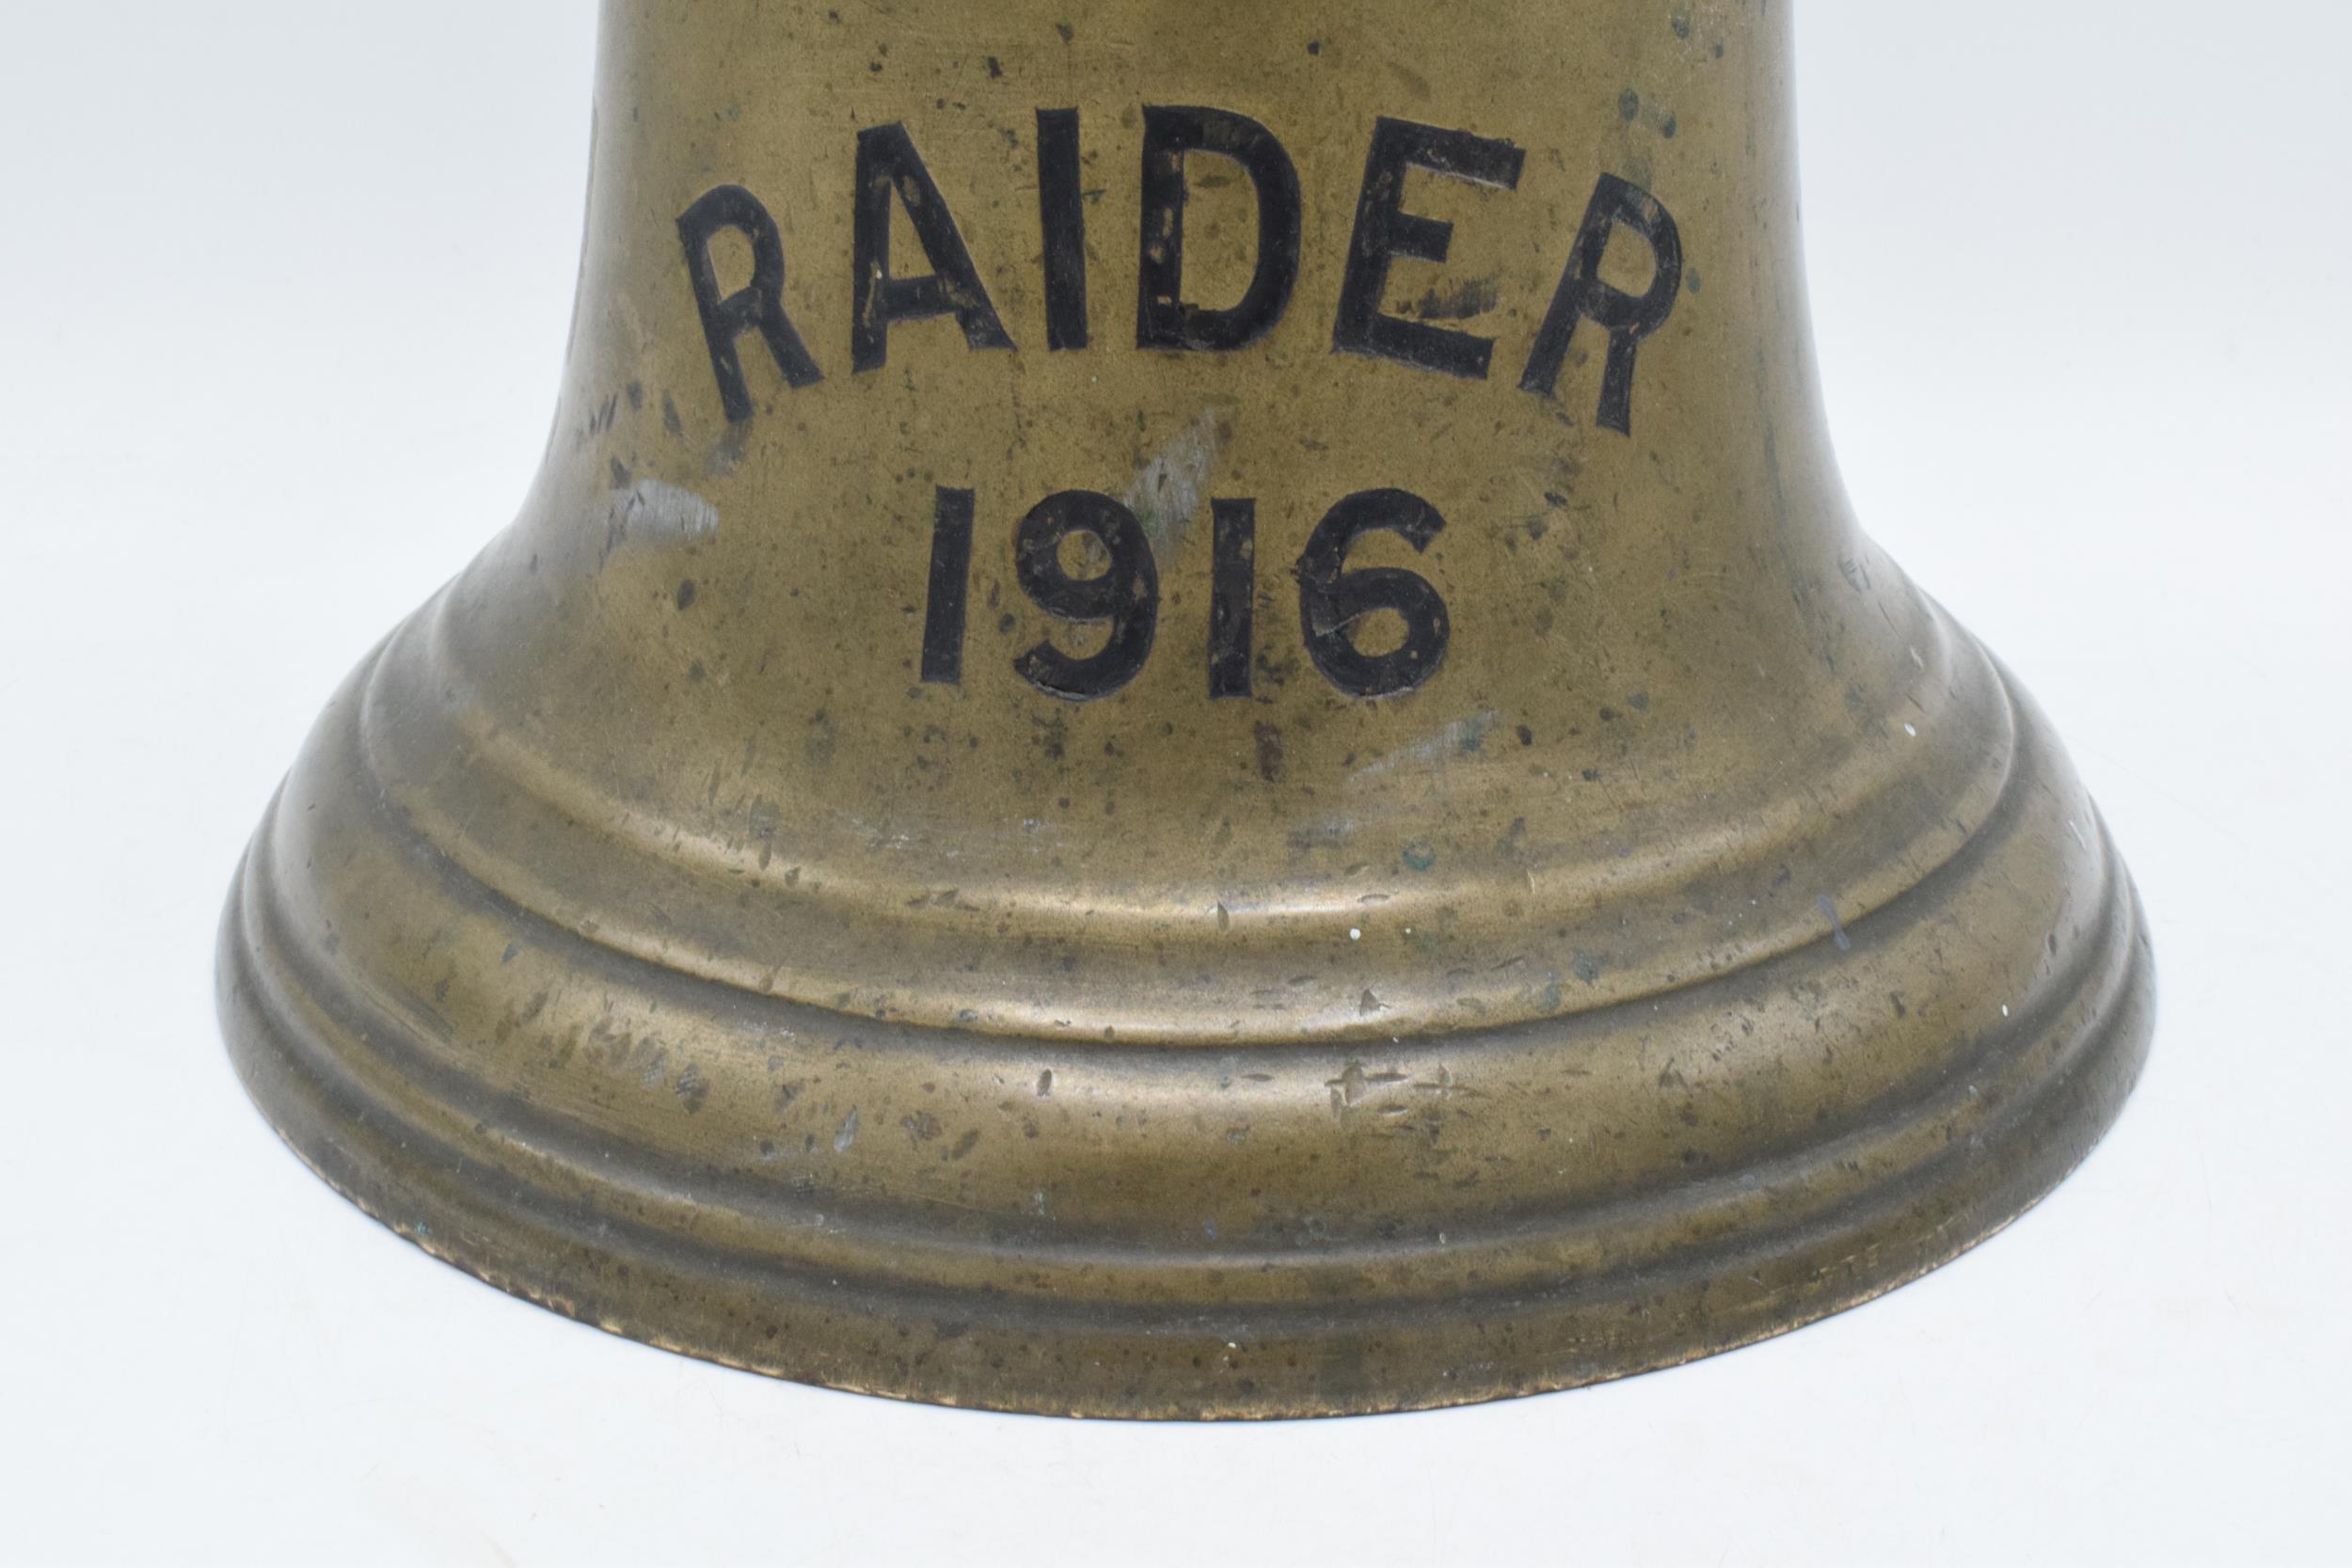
[216,627,2153,1418]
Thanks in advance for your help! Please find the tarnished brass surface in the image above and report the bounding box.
[217,0,2153,1418]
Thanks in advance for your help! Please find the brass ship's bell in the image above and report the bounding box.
[218,0,2153,1417]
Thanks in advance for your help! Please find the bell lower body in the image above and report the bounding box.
[218,603,2151,1419]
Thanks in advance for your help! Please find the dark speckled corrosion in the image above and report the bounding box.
[216,0,2153,1418]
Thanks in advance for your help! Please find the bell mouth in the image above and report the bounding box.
[219,619,2150,1418]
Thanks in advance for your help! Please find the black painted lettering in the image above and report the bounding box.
[1013,491,1160,701]
[1333,118,1525,379]
[675,185,824,421]
[1136,106,1302,353]
[1296,488,1450,700]
[851,122,1017,372]
[1518,174,1683,434]
[1207,498,1256,699]
[1036,108,1089,352]
[919,486,976,685]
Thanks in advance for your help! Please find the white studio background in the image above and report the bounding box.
[1,4,2345,1565]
